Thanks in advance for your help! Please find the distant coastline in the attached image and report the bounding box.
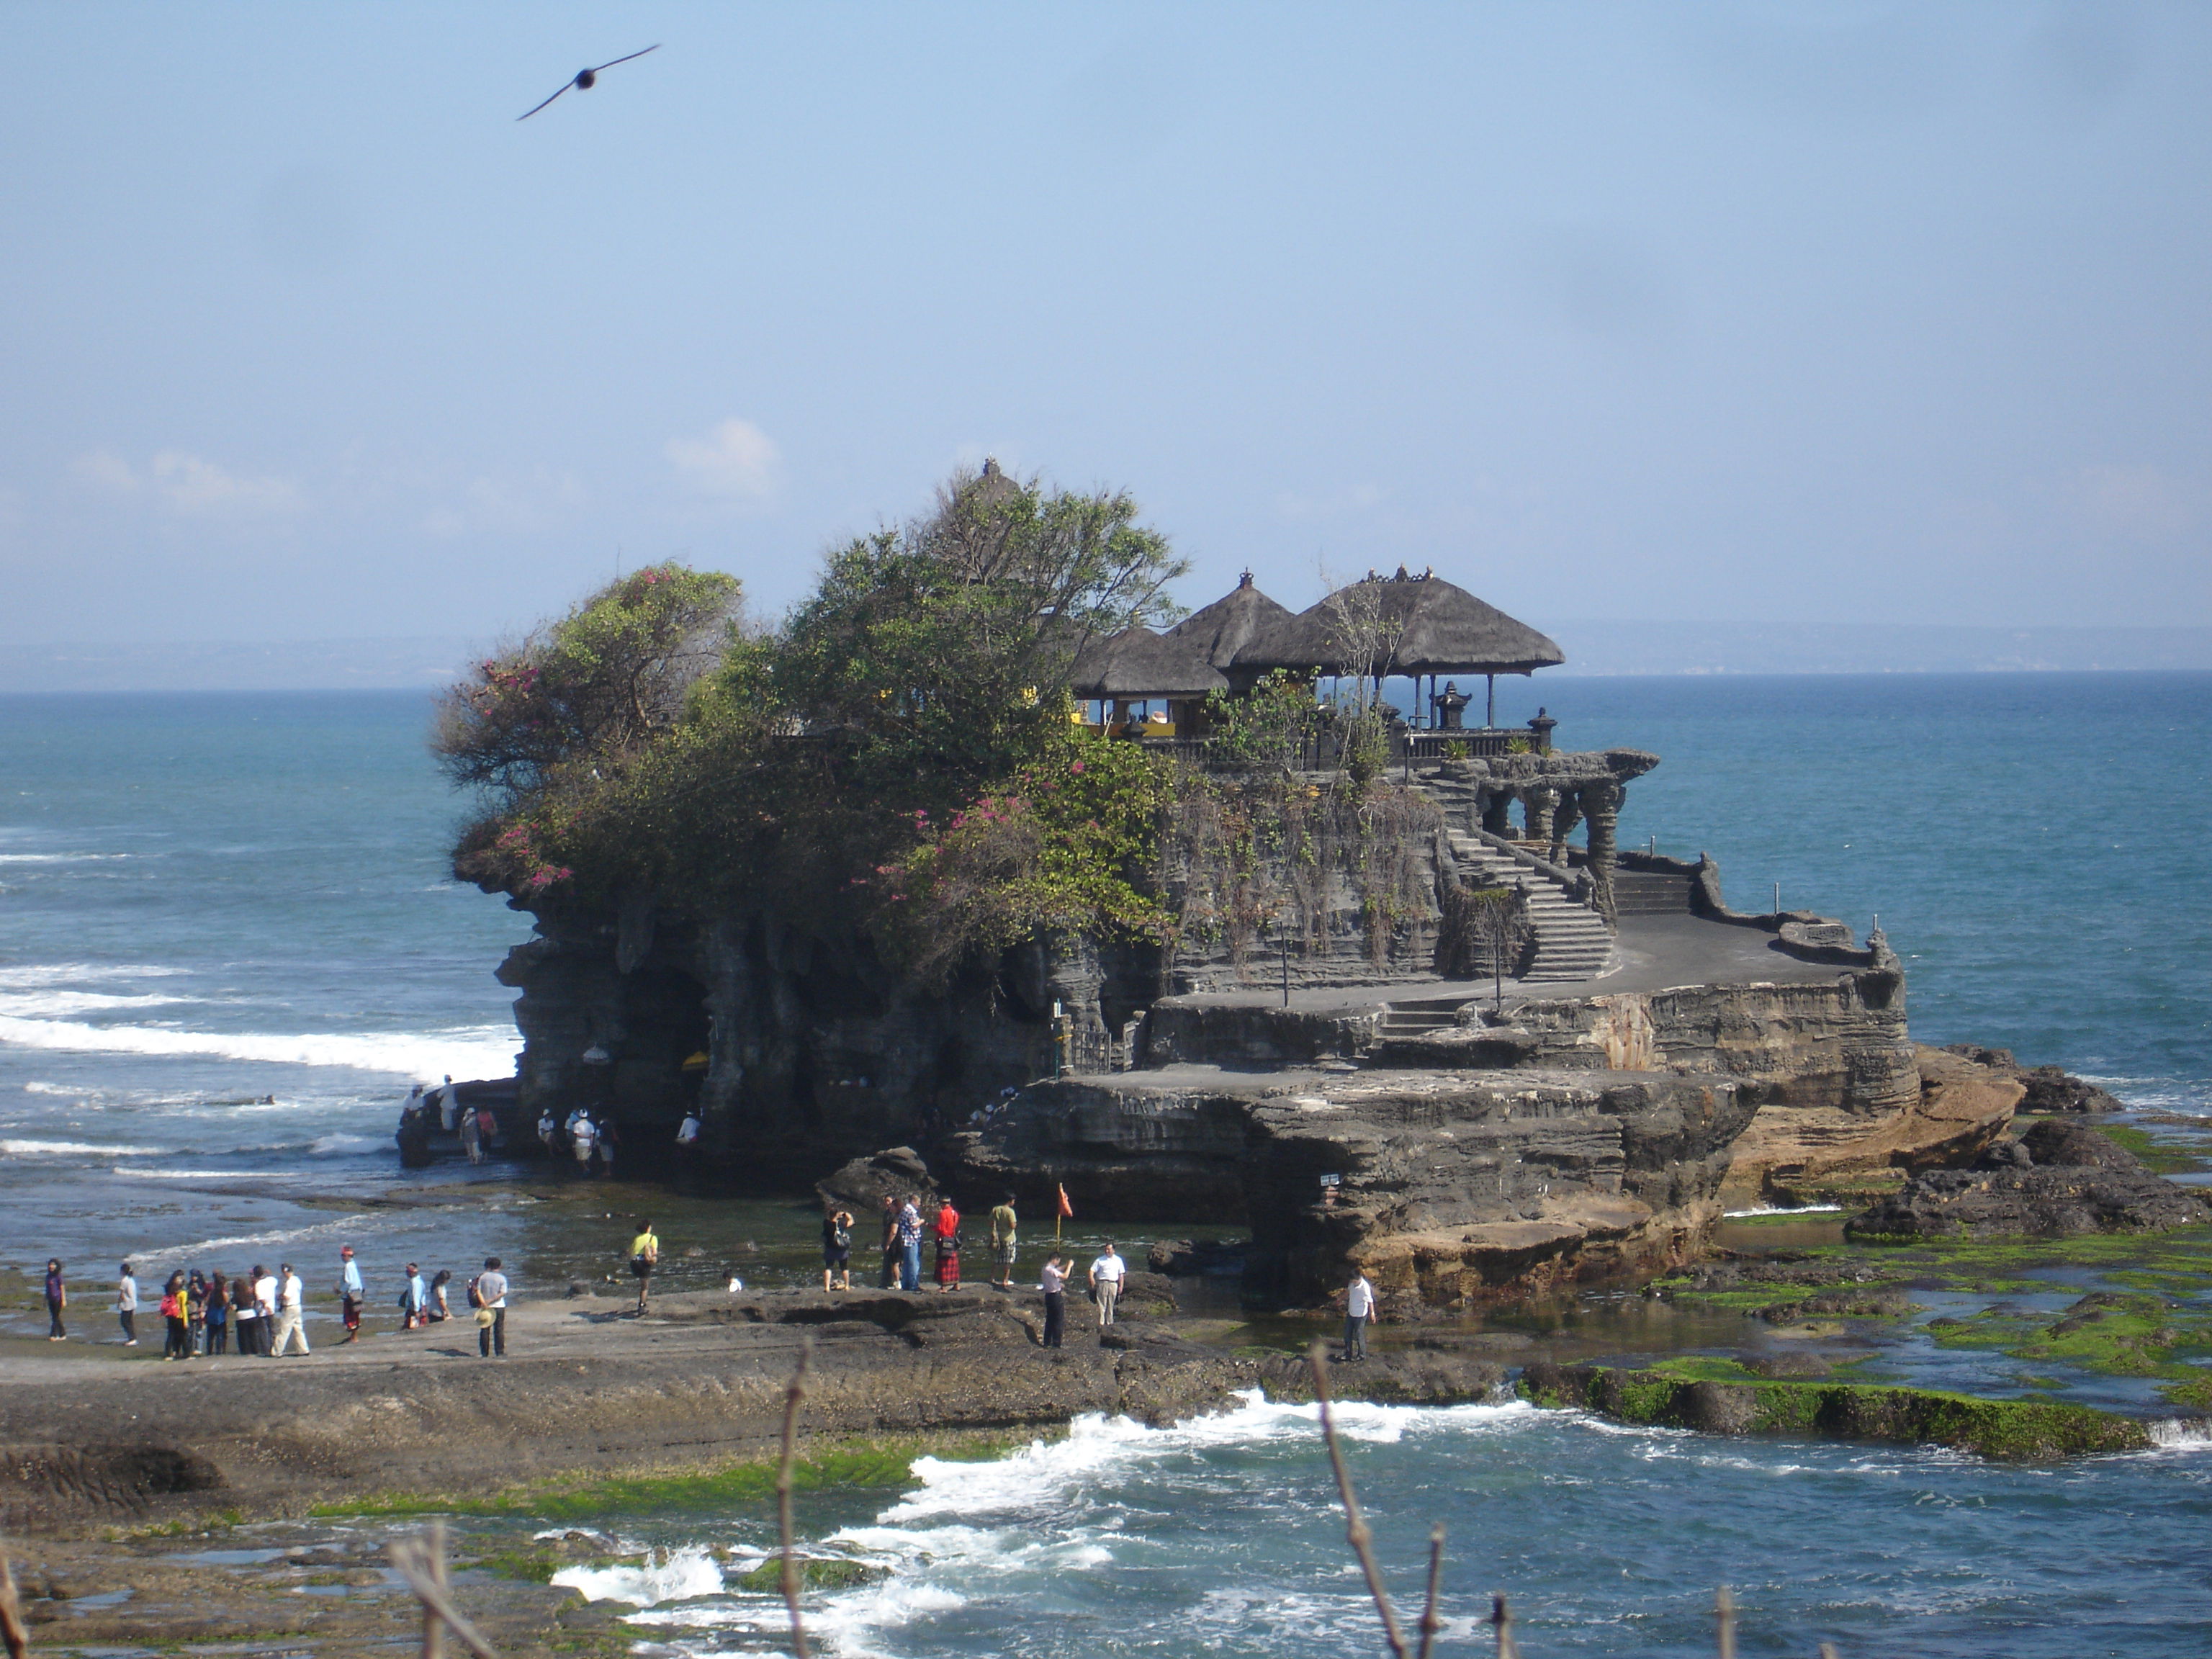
[3,624,2207,692]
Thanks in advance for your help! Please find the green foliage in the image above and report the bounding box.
[871,729,1178,986]
[449,471,1188,968]
[436,564,744,804]
[1200,670,1324,772]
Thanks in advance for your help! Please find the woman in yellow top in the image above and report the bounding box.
[629,1221,660,1314]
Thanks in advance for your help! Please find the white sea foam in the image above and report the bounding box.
[0,1014,518,1078]
[0,853,135,866]
[553,1547,724,1606]
[800,1393,1534,1655]
[161,1211,380,1257]
[0,963,188,988]
[2146,1417,2212,1450]
[1723,1203,1844,1218]
[305,1133,387,1156]
[0,990,197,1018]
[1,1138,165,1158]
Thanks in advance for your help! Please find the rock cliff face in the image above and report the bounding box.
[492,780,1475,1170]
[943,1066,1753,1309]
[1374,969,1916,1116]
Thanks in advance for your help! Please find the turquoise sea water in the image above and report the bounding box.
[2,676,2208,1654]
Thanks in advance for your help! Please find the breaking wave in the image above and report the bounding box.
[0,1014,517,1079]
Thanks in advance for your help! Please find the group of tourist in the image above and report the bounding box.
[536,1106,624,1175]
[396,1076,500,1165]
[824,1194,1134,1349]
[37,1252,513,1359]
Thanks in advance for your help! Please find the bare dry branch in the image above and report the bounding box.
[1490,1591,1517,1659]
[777,1335,817,1659]
[1416,1523,1446,1659]
[421,1519,446,1659]
[0,1537,30,1659]
[1714,1586,1737,1659]
[387,1534,501,1659]
[1307,1339,1409,1659]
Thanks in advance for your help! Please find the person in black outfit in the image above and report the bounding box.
[43,1259,65,1341]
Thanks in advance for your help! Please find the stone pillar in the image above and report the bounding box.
[1524,785,1558,845]
[1548,793,1583,866]
[1580,781,1623,922]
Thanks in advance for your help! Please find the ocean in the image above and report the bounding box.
[2,673,2208,1653]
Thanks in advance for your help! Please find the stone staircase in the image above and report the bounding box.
[1444,830,1615,981]
[1610,868,1694,916]
[1377,992,1480,1038]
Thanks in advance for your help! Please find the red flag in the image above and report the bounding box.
[1056,1183,1074,1219]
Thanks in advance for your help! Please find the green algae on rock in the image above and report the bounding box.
[1519,1359,2152,1459]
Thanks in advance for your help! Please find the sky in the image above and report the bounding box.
[3,3,2208,648]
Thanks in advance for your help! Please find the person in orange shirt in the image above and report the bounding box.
[933,1199,962,1292]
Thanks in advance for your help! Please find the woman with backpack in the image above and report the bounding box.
[160,1272,192,1359]
[822,1208,853,1292]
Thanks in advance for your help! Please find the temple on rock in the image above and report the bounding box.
[492,556,1937,1316]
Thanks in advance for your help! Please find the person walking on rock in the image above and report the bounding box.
[337,1246,365,1343]
[822,1208,853,1292]
[1089,1242,1126,1328]
[989,1195,1018,1290]
[1342,1269,1377,1362]
[457,1099,482,1164]
[1039,1254,1066,1349]
[474,1257,508,1357]
[401,1263,428,1330]
[270,1263,310,1356]
[629,1220,660,1313]
[896,1196,924,1292]
[878,1195,900,1290]
[44,1259,66,1341]
[116,1262,138,1346]
[934,1197,962,1292]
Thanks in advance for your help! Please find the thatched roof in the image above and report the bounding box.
[1164,571,1297,670]
[1242,568,1565,677]
[1069,626,1229,698]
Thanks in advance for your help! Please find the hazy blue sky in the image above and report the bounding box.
[4,3,2208,645]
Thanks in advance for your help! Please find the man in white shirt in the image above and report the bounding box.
[270,1263,310,1356]
[116,1262,139,1346]
[1088,1242,1126,1327]
[1343,1269,1377,1361]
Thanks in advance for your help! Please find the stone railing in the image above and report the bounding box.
[1403,729,1533,761]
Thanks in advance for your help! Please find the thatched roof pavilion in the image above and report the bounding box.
[1244,567,1565,678]
[1163,571,1297,690]
[1069,626,1229,701]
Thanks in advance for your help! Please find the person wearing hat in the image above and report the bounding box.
[336,1246,366,1344]
[270,1262,310,1356]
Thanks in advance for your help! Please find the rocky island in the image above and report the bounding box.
[457,464,2200,1321]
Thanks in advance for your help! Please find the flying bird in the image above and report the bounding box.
[518,45,660,120]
